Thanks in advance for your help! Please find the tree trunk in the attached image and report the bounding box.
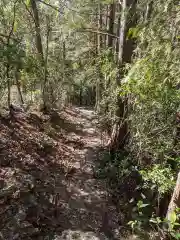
[115,3,121,62]
[79,81,82,106]
[109,0,137,151]
[108,2,115,49]
[31,0,44,61]
[7,63,11,109]
[174,112,180,146]
[103,2,116,114]
[105,5,109,47]
[145,1,153,23]
[118,0,127,65]
[31,0,45,109]
[120,0,137,64]
[15,65,24,105]
[166,172,180,221]
[95,3,103,111]
[6,1,17,111]
[43,18,50,109]
[62,40,66,83]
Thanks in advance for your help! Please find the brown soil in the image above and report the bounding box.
[0,106,121,239]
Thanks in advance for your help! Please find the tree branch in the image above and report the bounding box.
[76,28,119,39]
[37,0,60,11]
[7,1,17,45]
[22,0,36,25]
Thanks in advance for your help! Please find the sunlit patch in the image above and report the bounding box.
[57,230,106,240]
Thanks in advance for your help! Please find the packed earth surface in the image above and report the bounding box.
[0,106,123,240]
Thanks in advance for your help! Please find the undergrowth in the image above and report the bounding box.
[95,150,179,239]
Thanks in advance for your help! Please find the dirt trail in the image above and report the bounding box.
[54,107,121,240]
[0,106,121,239]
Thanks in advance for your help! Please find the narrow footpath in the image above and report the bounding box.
[0,106,122,239]
[56,107,121,240]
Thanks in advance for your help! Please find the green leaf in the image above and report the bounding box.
[127,27,139,39]
[127,221,134,225]
[56,10,59,18]
[139,203,149,209]
[169,211,177,223]
[174,223,180,226]
[13,20,18,32]
[26,0,31,7]
[149,218,157,224]
[141,193,146,199]
[175,233,180,239]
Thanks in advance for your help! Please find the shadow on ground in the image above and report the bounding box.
[0,107,121,240]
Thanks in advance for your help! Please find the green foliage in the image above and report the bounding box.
[128,200,150,231]
[128,203,180,239]
[120,0,180,167]
[140,165,175,195]
[0,0,179,237]
[25,0,31,7]
[127,27,140,39]
[95,151,135,187]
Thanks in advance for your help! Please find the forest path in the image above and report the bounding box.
[55,107,120,239]
[0,106,121,240]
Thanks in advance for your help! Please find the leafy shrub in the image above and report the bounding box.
[140,165,175,195]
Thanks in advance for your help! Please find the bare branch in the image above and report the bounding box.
[7,0,17,45]
[37,0,59,11]
[21,0,36,25]
[0,33,21,43]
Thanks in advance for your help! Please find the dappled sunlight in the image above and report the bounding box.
[59,229,106,240]
[0,107,121,239]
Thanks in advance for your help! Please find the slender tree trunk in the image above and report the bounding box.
[79,81,82,106]
[120,0,137,64]
[31,0,44,60]
[43,18,50,108]
[109,0,137,151]
[62,40,66,82]
[166,172,180,221]
[108,2,115,49]
[115,4,121,62]
[174,112,180,146]
[118,0,127,66]
[62,40,69,105]
[145,1,153,23]
[105,5,109,47]
[6,1,17,111]
[95,3,103,111]
[15,65,24,105]
[104,2,116,114]
[6,64,11,108]
[31,0,45,108]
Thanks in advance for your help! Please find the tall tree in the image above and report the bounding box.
[109,0,137,151]
[166,172,180,222]
[95,3,103,111]
[108,1,115,50]
[6,0,17,109]
[30,0,44,60]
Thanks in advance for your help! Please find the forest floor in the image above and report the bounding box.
[0,106,123,240]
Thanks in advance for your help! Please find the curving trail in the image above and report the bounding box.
[53,107,121,240]
[0,106,121,240]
